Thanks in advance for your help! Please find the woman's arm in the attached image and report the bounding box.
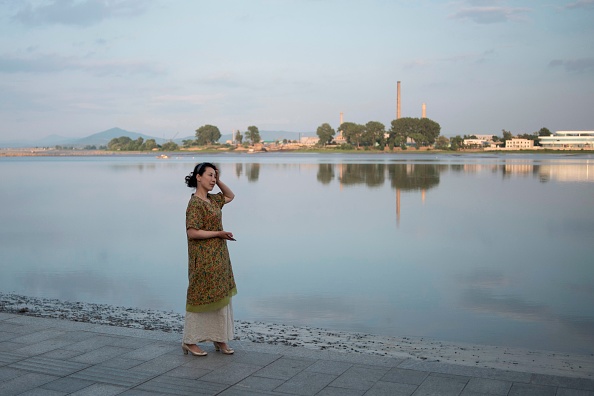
[187,228,234,240]
[216,175,235,204]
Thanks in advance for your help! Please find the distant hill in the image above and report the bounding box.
[0,127,168,148]
[0,127,315,148]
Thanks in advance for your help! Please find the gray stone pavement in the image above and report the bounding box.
[1,312,593,396]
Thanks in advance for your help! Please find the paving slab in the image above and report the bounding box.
[305,359,352,376]
[232,375,285,393]
[41,377,96,393]
[462,376,512,395]
[508,382,557,395]
[135,375,228,395]
[0,351,27,366]
[72,345,134,364]
[363,380,418,396]
[0,366,26,382]
[380,367,429,386]
[328,364,391,392]
[315,387,365,396]
[531,373,594,390]
[555,389,594,396]
[70,365,155,388]
[0,341,27,353]
[0,372,58,396]
[8,356,89,376]
[127,352,188,374]
[68,382,128,396]
[412,373,469,396]
[274,370,337,395]
[199,361,264,385]
[96,356,145,370]
[252,357,316,380]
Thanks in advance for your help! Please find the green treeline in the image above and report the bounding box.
[318,117,441,150]
[182,125,261,149]
[107,136,178,151]
[101,119,554,152]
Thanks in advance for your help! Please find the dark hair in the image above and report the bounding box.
[185,162,218,188]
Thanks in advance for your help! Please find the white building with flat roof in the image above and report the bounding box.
[463,138,488,148]
[539,131,594,149]
[474,134,495,141]
[506,138,534,149]
[300,136,319,146]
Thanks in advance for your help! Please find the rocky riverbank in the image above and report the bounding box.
[1,292,592,379]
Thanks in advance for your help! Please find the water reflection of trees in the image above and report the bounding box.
[109,164,158,172]
[338,164,386,188]
[317,164,334,185]
[246,163,260,182]
[320,163,441,191]
[232,163,261,182]
[387,164,441,191]
[234,159,590,187]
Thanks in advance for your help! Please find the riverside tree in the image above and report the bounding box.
[538,127,552,136]
[245,126,261,144]
[340,122,365,148]
[195,124,221,145]
[316,123,335,146]
[336,121,387,149]
[107,136,158,151]
[388,117,441,149]
[144,139,158,150]
[161,141,179,151]
[450,135,463,150]
[108,136,135,150]
[364,121,386,148]
[435,135,450,150]
[502,129,513,144]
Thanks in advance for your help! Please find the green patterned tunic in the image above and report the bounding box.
[185,192,237,312]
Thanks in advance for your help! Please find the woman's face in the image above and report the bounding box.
[197,166,217,191]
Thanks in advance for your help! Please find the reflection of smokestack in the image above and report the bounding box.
[422,103,426,118]
[397,81,401,119]
[396,188,401,227]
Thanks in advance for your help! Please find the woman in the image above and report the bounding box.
[182,162,237,356]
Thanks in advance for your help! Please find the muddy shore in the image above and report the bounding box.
[1,293,592,379]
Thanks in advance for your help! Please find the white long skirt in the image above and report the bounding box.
[182,300,234,344]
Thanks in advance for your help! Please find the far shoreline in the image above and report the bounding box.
[2,147,593,158]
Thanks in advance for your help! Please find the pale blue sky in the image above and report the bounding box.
[0,0,593,141]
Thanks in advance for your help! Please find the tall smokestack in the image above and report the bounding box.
[397,81,401,119]
[422,103,426,118]
[338,112,344,142]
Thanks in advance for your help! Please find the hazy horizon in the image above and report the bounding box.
[1,1,593,141]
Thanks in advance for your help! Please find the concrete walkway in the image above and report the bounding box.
[0,312,592,395]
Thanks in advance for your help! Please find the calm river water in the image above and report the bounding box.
[1,153,593,354]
